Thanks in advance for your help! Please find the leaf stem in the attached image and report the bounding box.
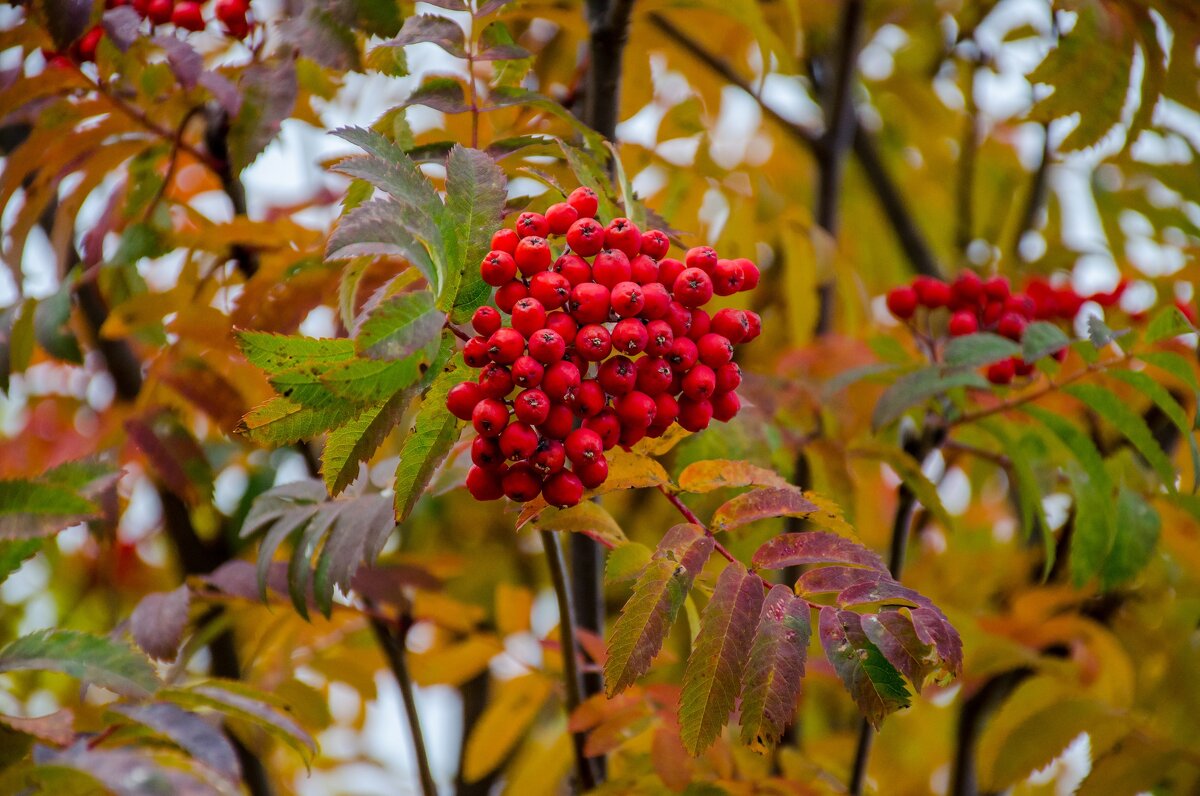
[369,612,439,796]
[539,529,598,791]
[657,486,738,564]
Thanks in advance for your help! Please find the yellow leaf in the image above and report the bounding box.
[495,583,533,637]
[408,635,502,687]
[501,729,573,796]
[411,591,486,634]
[678,459,788,493]
[463,673,553,782]
[534,501,627,548]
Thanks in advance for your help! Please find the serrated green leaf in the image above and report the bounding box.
[392,361,472,522]
[1108,369,1199,492]
[325,198,440,289]
[1139,351,1200,395]
[818,607,910,730]
[872,367,988,431]
[943,333,1021,367]
[1145,305,1196,343]
[0,539,41,585]
[239,397,355,446]
[322,390,412,497]
[238,332,355,376]
[1021,321,1071,362]
[440,146,507,323]
[605,542,652,584]
[738,584,809,750]
[1099,488,1160,590]
[0,630,159,698]
[331,126,445,223]
[356,290,444,361]
[679,561,764,755]
[1065,383,1177,492]
[0,480,98,540]
[1086,315,1121,349]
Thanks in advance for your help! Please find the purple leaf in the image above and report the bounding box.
[165,680,316,764]
[109,702,241,781]
[818,607,910,730]
[101,7,142,51]
[228,59,298,173]
[753,531,888,572]
[39,743,225,795]
[351,565,443,602]
[402,76,470,113]
[794,565,884,596]
[150,36,203,88]
[738,585,810,750]
[860,610,937,694]
[837,579,930,610]
[711,486,819,532]
[45,0,92,51]
[198,71,242,116]
[679,561,765,755]
[129,585,190,662]
[605,524,713,696]
[385,15,467,57]
[909,606,964,676]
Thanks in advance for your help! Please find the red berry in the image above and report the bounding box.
[1005,294,1036,317]
[616,391,657,429]
[570,379,606,417]
[446,382,483,420]
[592,249,632,288]
[511,356,544,389]
[544,312,578,343]
[491,228,519,254]
[950,272,982,305]
[514,388,551,425]
[664,301,693,337]
[543,471,584,508]
[575,456,609,489]
[503,463,542,502]
[500,422,540,460]
[685,246,719,274]
[527,328,567,364]
[667,337,699,372]
[569,282,611,324]
[538,403,575,440]
[682,364,717,400]
[983,276,1010,300]
[697,333,734,367]
[644,320,674,357]
[715,362,742,393]
[607,318,645,355]
[515,236,552,276]
[516,212,549,238]
[743,311,762,343]
[630,254,659,285]
[472,306,502,336]
[466,466,504,500]
[148,0,174,25]
[711,390,741,422]
[598,356,637,396]
[635,357,673,395]
[688,308,711,341]
[565,428,604,465]
[619,424,647,448]
[511,297,548,337]
[481,251,517,286]
[886,286,918,319]
[545,202,579,235]
[735,258,760,291]
[711,259,745,296]
[76,26,104,60]
[997,312,1027,341]
[912,276,951,308]
[553,254,592,286]
[527,271,570,311]
[566,218,605,256]
[711,308,749,344]
[610,281,645,318]
[215,0,248,24]
[678,397,713,432]
[531,439,566,475]
[487,328,525,364]
[472,398,509,437]
[639,282,671,319]
[673,268,714,307]
[605,218,642,258]
[658,258,686,292]
[471,436,505,470]
[172,1,205,30]
[653,393,679,427]
[1014,358,1036,377]
[494,280,528,313]
[583,409,621,450]
[464,336,490,367]
[948,311,978,337]
[567,186,599,219]
[478,363,514,399]
[982,301,1004,326]
[986,358,1015,385]
[575,324,612,362]
[641,229,670,259]
[542,360,581,401]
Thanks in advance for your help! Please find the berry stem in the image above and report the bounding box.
[657,486,737,564]
[445,320,472,342]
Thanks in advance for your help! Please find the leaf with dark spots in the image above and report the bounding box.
[818,607,910,729]
[738,585,810,750]
[794,565,884,596]
[860,610,937,693]
[753,531,887,572]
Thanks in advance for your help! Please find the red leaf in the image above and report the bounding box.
[860,610,937,694]
[794,565,885,596]
[711,486,819,532]
[753,531,888,572]
[129,585,191,662]
[818,607,910,730]
[738,584,810,750]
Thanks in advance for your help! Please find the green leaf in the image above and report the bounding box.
[322,389,412,496]
[1144,305,1196,343]
[0,630,159,698]
[1099,488,1160,590]
[738,584,810,750]
[872,368,988,431]
[237,333,355,376]
[979,422,1055,577]
[239,397,355,446]
[0,480,98,540]
[679,561,764,755]
[1065,383,1177,492]
[440,145,508,323]
[355,290,444,361]
[1139,351,1200,395]
[1020,321,1071,362]
[605,542,652,584]
[1108,369,1199,492]
[325,199,440,289]
[943,333,1021,367]
[860,610,937,694]
[853,443,954,532]
[606,524,714,696]
[0,539,41,585]
[392,359,472,522]
[818,607,910,730]
[1086,315,1122,349]
[331,126,445,224]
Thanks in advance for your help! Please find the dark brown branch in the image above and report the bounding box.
[203,106,258,279]
[583,0,636,142]
[955,67,980,257]
[1012,125,1052,262]
[369,613,438,796]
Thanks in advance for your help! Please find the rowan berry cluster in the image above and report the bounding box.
[446,187,761,508]
[46,0,255,65]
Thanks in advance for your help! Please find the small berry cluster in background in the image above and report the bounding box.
[447,187,762,508]
[886,272,1125,385]
[45,0,255,66]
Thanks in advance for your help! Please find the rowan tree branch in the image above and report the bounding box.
[369,611,438,796]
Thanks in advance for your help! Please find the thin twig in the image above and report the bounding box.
[144,106,205,222]
[369,613,439,796]
[540,530,598,791]
[1011,124,1052,262]
[955,63,980,258]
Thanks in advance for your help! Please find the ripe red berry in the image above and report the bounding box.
[567,186,599,219]
[605,218,642,258]
[611,318,648,355]
[491,228,519,254]
[570,379,606,417]
[531,439,566,475]
[527,328,567,364]
[951,272,983,305]
[673,268,714,307]
[982,301,1004,326]
[678,397,713,431]
[545,202,580,235]
[641,229,670,259]
[743,311,762,343]
[639,282,671,319]
[478,363,514,399]
[685,246,719,274]
[711,390,741,422]
[619,424,647,448]
[215,0,247,24]
[653,393,679,427]
[538,403,575,440]
[446,382,483,420]
[569,282,611,324]
[735,258,760,291]
[664,301,693,337]
[516,212,549,239]
[511,297,547,337]
[886,286,918,319]
[76,25,104,61]
[542,360,581,402]
[480,251,517,286]
[616,391,656,429]
[511,356,544,389]
[715,362,742,393]
[514,236,552,276]
[543,471,584,508]
[566,218,605,256]
[997,312,1027,341]
[635,357,673,395]
[644,320,674,357]
[1005,294,1036,317]
[553,254,592,286]
[575,456,609,489]
[148,0,174,25]
[658,258,686,292]
[629,254,659,285]
[472,398,509,437]
[697,333,734,367]
[712,259,745,296]
[711,308,749,343]
[544,312,578,343]
[986,358,1015,385]
[471,436,505,470]
[565,428,604,465]
[514,388,551,425]
[948,311,978,337]
[598,356,637,396]
[610,281,645,318]
[667,337,699,372]
[503,463,543,502]
[592,249,632,288]
[466,466,504,500]
[911,276,950,309]
[688,308,711,341]
[494,280,528,313]
[527,271,570,311]
[682,364,717,400]
[472,306,502,336]
[575,324,612,362]
[487,328,525,364]
[983,276,1010,300]
[464,336,490,367]
[583,409,621,449]
[172,1,205,30]
[500,422,540,460]
[1014,358,1036,377]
